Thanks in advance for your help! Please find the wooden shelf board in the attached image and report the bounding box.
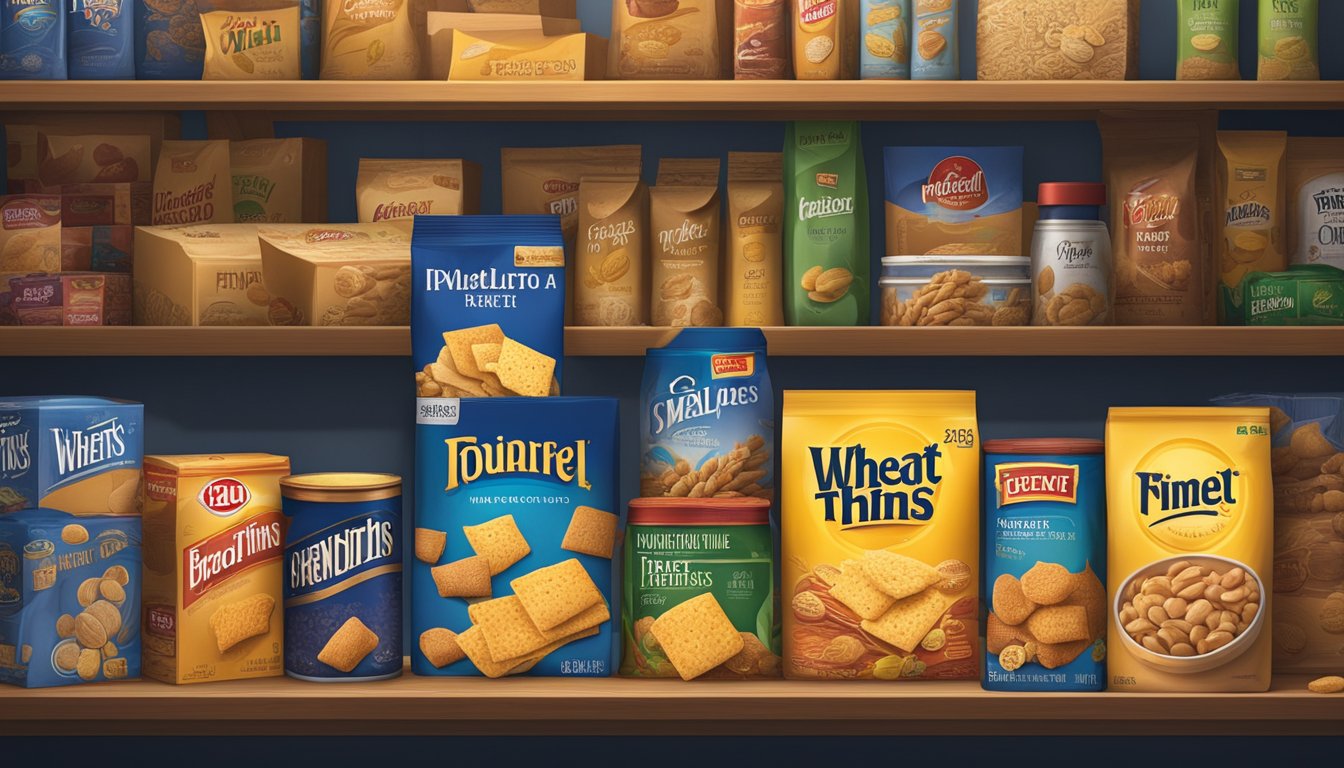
[1,81,1341,118]
[1,671,1338,736]
[2,326,1342,357]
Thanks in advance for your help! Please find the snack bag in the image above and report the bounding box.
[152,140,234,225]
[1176,0,1239,81]
[201,4,303,80]
[782,390,980,680]
[0,0,66,79]
[1106,407,1272,692]
[650,158,722,328]
[411,215,565,399]
[859,0,909,79]
[1258,0,1318,81]
[68,0,134,79]
[1217,131,1288,324]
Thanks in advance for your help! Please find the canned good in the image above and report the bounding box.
[983,438,1106,692]
[281,472,402,682]
[880,275,1031,326]
[1031,183,1112,326]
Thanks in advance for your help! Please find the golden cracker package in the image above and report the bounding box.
[1106,407,1272,692]
[782,390,980,680]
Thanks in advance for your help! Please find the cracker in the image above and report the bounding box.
[469,595,555,661]
[1060,562,1107,641]
[62,524,89,545]
[986,612,1033,655]
[493,337,556,398]
[540,598,610,642]
[419,628,466,668]
[317,616,379,673]
[429,346,489,397]
[85,600,122,636]
[54,642,79,672]
[510,558,603,631]
[860,550,942,599]
[860,588,946,653]
[992,573,1036,626]
[1024,605,1090,644]
[561,505,618,559]
[415,527,447,564]
[442,323,505,380]
[456,623,598,678]
[1020,561,1073,605]
[1036,639,1091,669]
[650,593,744,681]
[208,594,275,653]
[828,560,896,620]
[471,343,502,373]
[103,656,129,679]
[431,555,493,598]
[463,514,531,575]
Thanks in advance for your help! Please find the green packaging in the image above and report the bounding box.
[621,498,778,679]
[1258,0,1319,80]
[784,121,869,326]
[1177,0,1240,80]
[1232,264,1344,325]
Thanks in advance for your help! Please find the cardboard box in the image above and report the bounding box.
[447,29,607,81]
[7,272,132,325]
[61,225,135,273]
[258,223,411,326]
[426,11,582,80]
[132,224,269,326]
[230,138,328,223]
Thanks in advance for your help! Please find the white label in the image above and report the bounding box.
[1294,172,1344,268]
[416,398,460,426]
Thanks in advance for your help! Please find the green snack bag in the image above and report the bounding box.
[1234,264,1344,325]
[1177,0,1239,80]
[784,121,869,326]
[1258,0,1319,81]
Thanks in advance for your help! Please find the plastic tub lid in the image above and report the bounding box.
[882,255,1031,266]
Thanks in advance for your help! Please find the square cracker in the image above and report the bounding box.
[493,337,556,398]
[430,346,489,397]
[860,588,946,653]
[471,343,502,373]
[541,599,610,642]
[510,558,603,631]
[456,624,597,678]
[561,505,618,559]
[443,323,505,380]
[415,527,447,564]
[649,593,745,681]
[463,514,530,575]
[1024,604,1089,645]
[431,555,493,598]
[469,595,554,662]
[828,560,896,621]
[860,550,941,600]
[419,628,466,669]
[208,594,274,653]
[317,616,379,673]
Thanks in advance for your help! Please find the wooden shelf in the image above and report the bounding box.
[1,81,1341,119]
[2,325,1343,357]
[2,671,1338,735]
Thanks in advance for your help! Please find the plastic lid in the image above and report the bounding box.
[882,255,1031,266]
[983,438,1105,455]
[880,276,1029,285]
[1037,183,1106,207]
[628,497,770,525]
[280,472,401,491]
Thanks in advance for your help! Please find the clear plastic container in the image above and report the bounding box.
[880,275,1031,326]
[881,255,1031,281]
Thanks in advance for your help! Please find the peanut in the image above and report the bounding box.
[1118,562,1260,658]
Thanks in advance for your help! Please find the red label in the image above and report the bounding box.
[182,511,284,608]
[816,172,839,189]
[197,477,251,516]
[710,352,754,379]
[921,156,988,211]
[144,471,178,502]
[146,604,176,637]
[1125,193,1180,229]
[996,463,1079,507]
[543,179,578,194]
[800,0,835,24]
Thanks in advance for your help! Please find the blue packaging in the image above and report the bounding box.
[281,472,402,682]
[411,215,565,399]
[859,0,910,79]
[300,0,317,78]
[133,0,204,80]
[0,508,141,687]
[910,0,956,80]
[983,438,1106,692]
[0,0,67,79]
[412,397,619,677]
[0,397,143,516]
[67,0,134,79]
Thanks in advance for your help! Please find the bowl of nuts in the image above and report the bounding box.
[1114,555,1265,674]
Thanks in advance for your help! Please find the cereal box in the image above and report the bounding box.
[68,0,135,79]
[411,397,619,677]
[141,453,290,684]
[0,0,66,79]
[782,390,979,680]
[0,509,141,687]
[133,223,269,326]
[1106,407,1272,692]
[258,222,412,326]
[883,146,1024,257]
[0,397,143,517]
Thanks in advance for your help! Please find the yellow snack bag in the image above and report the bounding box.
[781,390,980,681]
[1105,407,1272,692]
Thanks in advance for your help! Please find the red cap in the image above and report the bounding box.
[1037,183,1106,207]
[983,438,1105,455]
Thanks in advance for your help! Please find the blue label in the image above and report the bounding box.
[883,146,1023,226]
[133,0,204,80]
[68,0,134,79]
[859,0,910,80]
[0,0,66,79]
[282,493,402,681]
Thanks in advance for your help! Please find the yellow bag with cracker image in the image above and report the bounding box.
[782,390,980,680]
[1106,407,1272,692]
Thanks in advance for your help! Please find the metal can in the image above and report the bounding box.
[983,438,1106,692]
[281,472,402,682]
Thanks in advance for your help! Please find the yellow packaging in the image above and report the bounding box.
[793,0,846,79]
[425,11,582,80]
[781,390,980,680]
[201,6,303,80]
[447,29,607,80]
[320,0,420,80]
[726,151,784,327]
[1105,407,1272,692]
[132,223,270,326]
[1216,131,1287,323]
[141,453,291,684]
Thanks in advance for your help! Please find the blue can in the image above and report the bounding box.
[282,473,402,682]
[983,438,1105,692]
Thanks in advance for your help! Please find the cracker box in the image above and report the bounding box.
[412,397,618,677]
[0,397,143,516]
[1106,407,1272,692]
[0,509,141,688]
[140,453,290,684]
[133,224,269,326]
[781,390,980,680]
[258,223,412,327]
[8,272,131,326]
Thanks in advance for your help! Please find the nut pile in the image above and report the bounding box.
[881,270,1030,326]
[641,435,772,501]
[53,565,132,681]
[1119,560,1261,658]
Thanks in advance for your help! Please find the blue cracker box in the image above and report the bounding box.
[412,397,619,676]
[0,0,67,79]
[68,0,135,80]
[983,439,1106,692]
[0,508,141,687]
[411,215,566,399]
[133,0,204,80]
[0,397,143,516]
